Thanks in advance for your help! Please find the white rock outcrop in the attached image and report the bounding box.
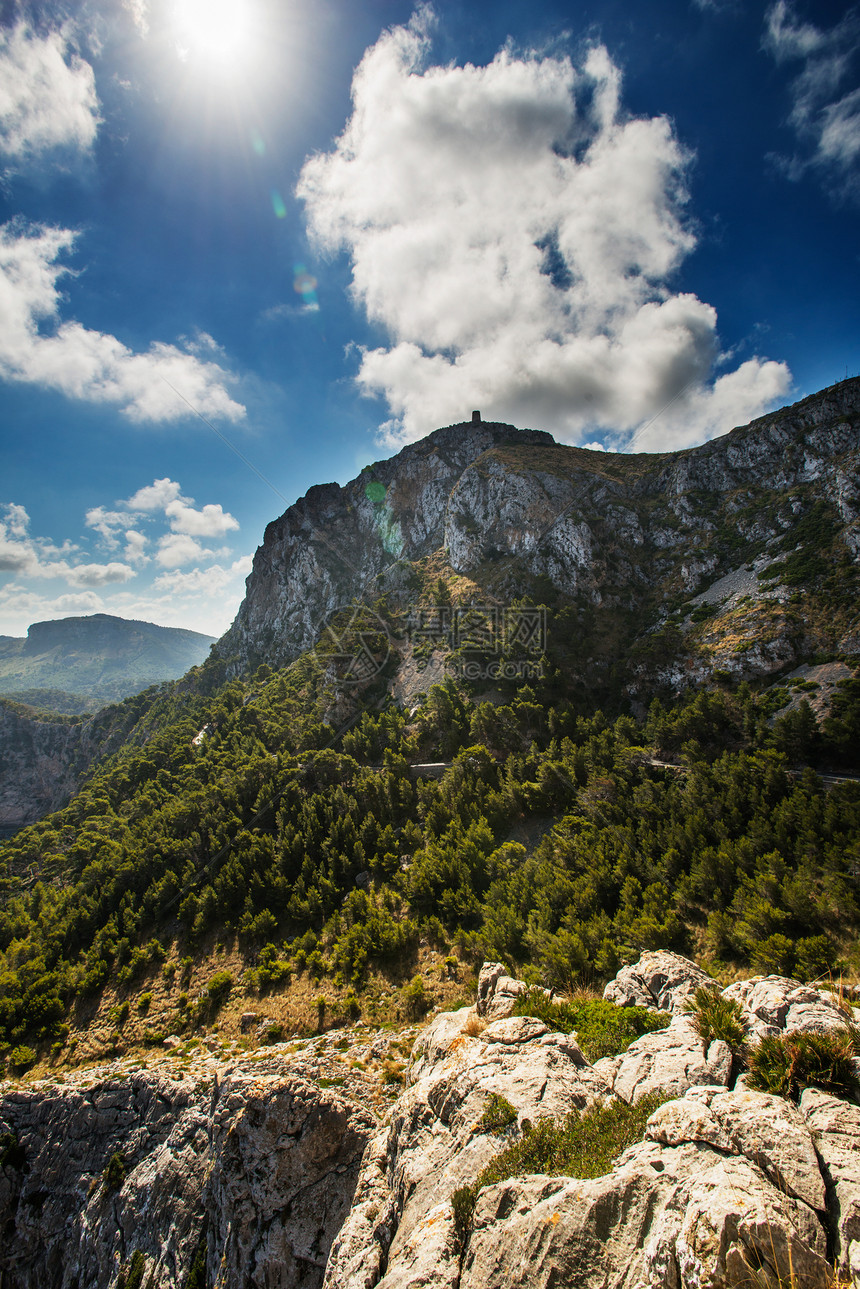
[602,949,715,1013]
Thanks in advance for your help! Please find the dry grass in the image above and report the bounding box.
[25,943,471,1079]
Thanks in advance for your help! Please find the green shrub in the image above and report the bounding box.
[186,1235,207,1289]
[205,971,234,1008]
[512,989,669,1062]
[451,1184,477,1237]
[747,1029,860,1102]
[478,1093,518,1134]
[345,992,361,1020]
[752,933,795,976]
[402,975,429,1020]
[0,1132,26,1170]
[104,1151,126,1192]
[111,1000,130,1026]
[451,1094,664,1235]
[684,987,747,1053]
[138,992,152,1014]
[9,1044,37,1073]
[117,1250,146,1289]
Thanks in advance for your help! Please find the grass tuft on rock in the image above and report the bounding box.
[478,1092,518,1134]
[746,1028,860,1102]
[512,988,669,1062]
[684,987,747,1053]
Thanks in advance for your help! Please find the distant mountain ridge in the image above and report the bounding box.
[0,613,215,712]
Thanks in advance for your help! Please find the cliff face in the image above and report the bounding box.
[0,1050,375,1289]
[216,379,860,681]
[218,421,554,673]
[0,701,142,831]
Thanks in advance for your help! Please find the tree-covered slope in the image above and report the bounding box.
[1,645,858,1063]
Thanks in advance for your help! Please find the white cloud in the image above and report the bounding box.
[764,2,860,195]
[298,12,790,451]
[85,506,127,547]
[155,533,214,568]
[124,0,150,38]
[0,24,100,166]
[0,585,105,634]
[4,503,30,539]
[164,499,240,537]
[64,562,135,587]
[0,222,246,422]
[1,502,134,586]
[123,530,149,564]
[86,477,239,561]
[153,555,253,594]
[125,478,184,510]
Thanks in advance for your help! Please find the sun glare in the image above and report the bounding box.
[173,0,257,69]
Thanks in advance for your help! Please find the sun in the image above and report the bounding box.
[172,0,258,69]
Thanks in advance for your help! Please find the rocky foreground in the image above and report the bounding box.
[2,953,859,1288]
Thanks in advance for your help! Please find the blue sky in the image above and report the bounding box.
[0,0,858,638]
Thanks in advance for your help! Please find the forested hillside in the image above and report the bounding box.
[1,640,858,1065]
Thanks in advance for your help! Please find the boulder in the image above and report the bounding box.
[598,1015,732,1104]
[603,950,714,1014]
[800,1087,860,1277]
[408,1006,480,1084]
[475,962,528,1021]
[644,1152,830,1289]
[646,1085,825,1209]
[722,975,853,1039]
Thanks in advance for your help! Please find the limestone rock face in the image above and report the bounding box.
[475,962,528,1021]
[324,1005,613,1289]
[329,954,859,1289]
[800,1087,860,1277]
[722,975,853,1039]
[597,1015,732,1105]
[603,950,714,1014]
[215,380,860,686]
[0,1062,376,1289]
[460,1141,830,1289]
[646,1085,826,1209]
[0,699,139,829]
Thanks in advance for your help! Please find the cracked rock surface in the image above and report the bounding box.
[0,1054,376,1289]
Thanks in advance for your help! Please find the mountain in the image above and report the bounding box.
[0,378,859,1077]
[218,378,860,699]
[0,613,215,713]
[1,383,860,1289]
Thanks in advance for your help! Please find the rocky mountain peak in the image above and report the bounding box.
[217,378,860,682]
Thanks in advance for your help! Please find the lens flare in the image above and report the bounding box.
[293,263,319,310]
[271,190,287,219]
